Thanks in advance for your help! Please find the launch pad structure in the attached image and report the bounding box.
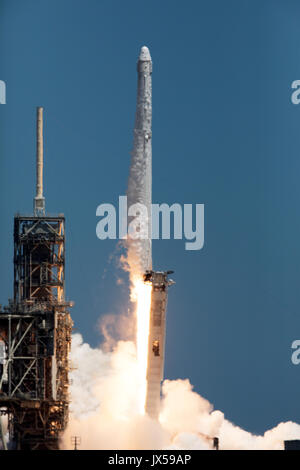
[0,107,73,450]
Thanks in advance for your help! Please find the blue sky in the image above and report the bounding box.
[1,0,300,434]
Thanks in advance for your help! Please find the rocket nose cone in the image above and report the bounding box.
[139,46,152,61]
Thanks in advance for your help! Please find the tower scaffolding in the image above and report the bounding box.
[0,108,73,450]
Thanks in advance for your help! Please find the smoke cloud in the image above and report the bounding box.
[61,333,300,450]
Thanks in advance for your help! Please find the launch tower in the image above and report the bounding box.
[0,107,73,450]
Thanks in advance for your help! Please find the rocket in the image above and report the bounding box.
[128,47,174,419]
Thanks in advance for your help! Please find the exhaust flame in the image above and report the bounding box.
[133,278,152,414]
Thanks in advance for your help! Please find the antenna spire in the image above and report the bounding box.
[34,107,45,216]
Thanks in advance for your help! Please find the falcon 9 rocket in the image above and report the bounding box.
[127,46,174,419]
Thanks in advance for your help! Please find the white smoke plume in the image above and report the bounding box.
[61,333,300,450]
